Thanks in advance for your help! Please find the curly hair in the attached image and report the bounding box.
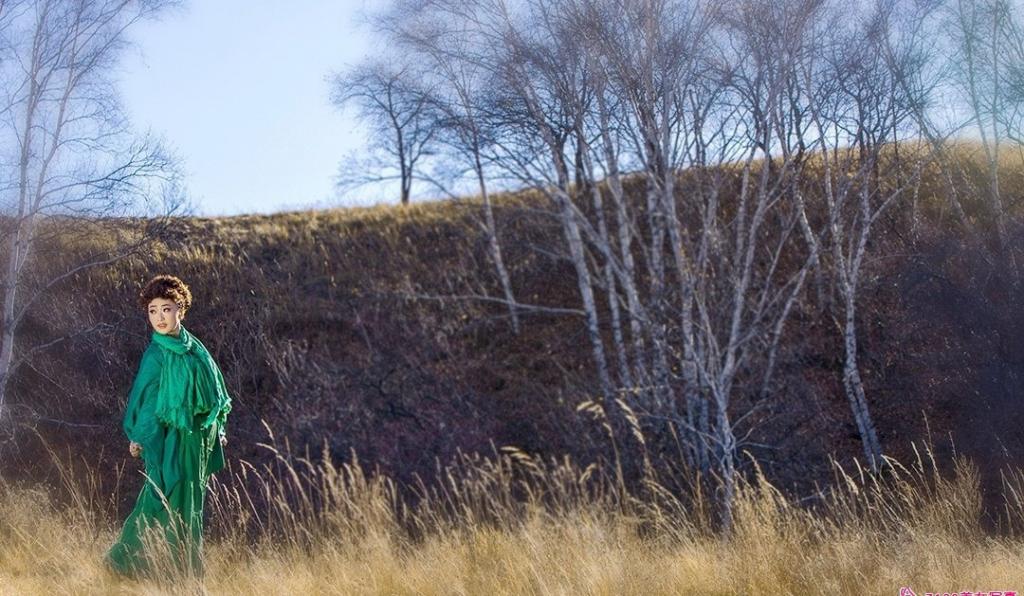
[138,274,193,318]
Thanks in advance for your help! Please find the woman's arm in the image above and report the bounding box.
[123,346,163,453]
[212,356,232,445]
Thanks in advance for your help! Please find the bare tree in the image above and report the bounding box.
[375,10,522,333]
[949,0,1024,269]
[573,0,718,475]
[0,0,181,420]
[331,61,438,206]
[787,0,938,474]
[366,0,825,530]
[875,0,968,234]
[881,0,1024,242]
[494,1,617,400]
[345,0,979,532]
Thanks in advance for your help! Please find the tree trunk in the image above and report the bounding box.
[474,150,520,333]
[596,91,649,393]
[841,294,883,471]
[714,388,737,534]
[659,143,710,473]
[0,246,16,414]
[585,154,633,391]
[555,185,614,399]
[644,175,673,412]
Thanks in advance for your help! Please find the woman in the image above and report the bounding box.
[106,274,232,578]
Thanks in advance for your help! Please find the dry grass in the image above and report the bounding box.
[2,432,1024,596]
[4,141,1024,594]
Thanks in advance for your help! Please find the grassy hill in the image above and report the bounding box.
[2,144,1023,523]
[1,144,1024,592]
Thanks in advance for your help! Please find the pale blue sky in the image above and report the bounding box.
[118,1,386,216]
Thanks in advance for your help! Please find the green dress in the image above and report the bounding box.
[106,325,232,578]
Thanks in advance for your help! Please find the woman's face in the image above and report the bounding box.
[147,297,182,336]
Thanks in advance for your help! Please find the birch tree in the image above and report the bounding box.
[374,8,522,333]
[949,0,1024,269]
[349,0,948,530]
[331,61,439,206]
[798,0,927,472]
[0,0,180,420]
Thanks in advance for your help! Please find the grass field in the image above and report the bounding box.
[2,437,1023,595]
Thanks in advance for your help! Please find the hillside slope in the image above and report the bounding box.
[3,152,1022,523]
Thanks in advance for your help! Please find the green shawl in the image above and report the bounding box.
[149,325,232,432]
[123,325,232,455]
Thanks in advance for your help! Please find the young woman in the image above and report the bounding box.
[106,274,232,577]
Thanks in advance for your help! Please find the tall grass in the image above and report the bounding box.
[2,425,1023,595]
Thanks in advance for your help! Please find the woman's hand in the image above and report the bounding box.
[129,441,142,458]
[219,432,227,447]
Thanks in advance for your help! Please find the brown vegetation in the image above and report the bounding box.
[0,144,1022,592]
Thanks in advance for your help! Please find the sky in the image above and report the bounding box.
[118,1,386,217]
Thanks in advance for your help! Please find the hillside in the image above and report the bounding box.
[2,147,1023,527]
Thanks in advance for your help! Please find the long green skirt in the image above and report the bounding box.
[106,417,225,578]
